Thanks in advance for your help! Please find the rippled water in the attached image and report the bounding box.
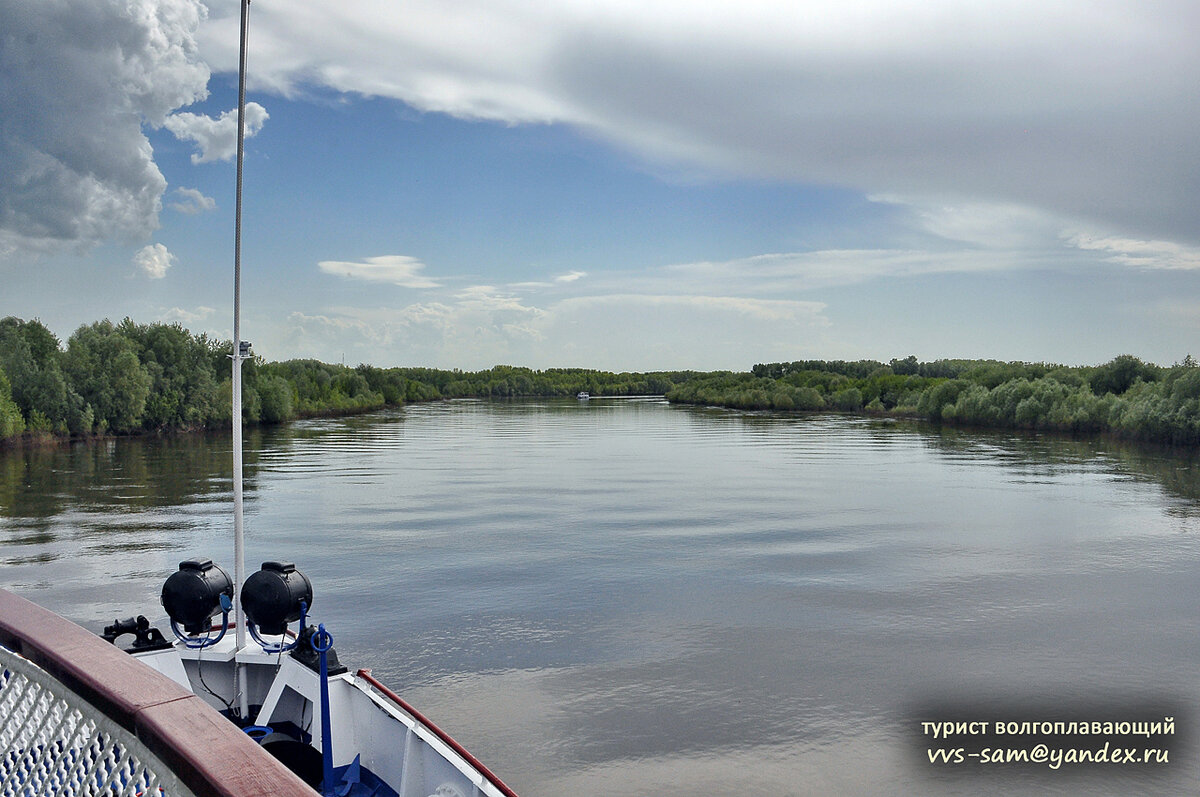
[3,398,1200,795]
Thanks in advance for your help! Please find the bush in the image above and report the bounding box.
[831,387,863,411]
[1090,355,1158,396]
[0,368,25,438]
[794,387,825,410]
[916,380,967,422]
[258,375,295,423]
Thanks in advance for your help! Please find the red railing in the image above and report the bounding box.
[0,588,318,797]
[356,668,522,797]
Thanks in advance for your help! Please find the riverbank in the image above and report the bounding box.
[665,355,1200,447]
[0,315,703,446]
[4,315,1196,448]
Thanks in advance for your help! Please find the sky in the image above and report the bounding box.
[1,0,1198,372]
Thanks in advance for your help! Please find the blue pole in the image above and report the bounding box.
[314,624,335,797]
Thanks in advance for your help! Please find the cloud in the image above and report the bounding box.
[1065,233,1200,271]
[280,289,829,371]
[557,293,825,323]
[649,248,1022,297]
[133,243,176,279]
[0,0,210,256]
[876,195,1200,272]
[317,255,441,288]
[160,306,216,324]
[162,103,268,164]
[169,187,216,214]
[196,0,1200,244]
[505,271,590,291]
[870,194,1065,250]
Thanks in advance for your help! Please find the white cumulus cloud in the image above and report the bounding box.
[0,0,210,256]
[162,103,268,164]
[169,187,217,214]
[134,243,176,279]
[160,306,215,324]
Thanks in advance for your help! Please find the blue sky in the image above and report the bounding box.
[2,0,1198,370]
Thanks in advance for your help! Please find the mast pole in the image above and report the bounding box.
[232,0,251,719]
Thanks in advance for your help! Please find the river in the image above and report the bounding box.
[2,397,1199,795]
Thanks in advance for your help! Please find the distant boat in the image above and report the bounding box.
[577,391,590,400]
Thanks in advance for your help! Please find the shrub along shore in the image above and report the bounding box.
[666,355,1200,446]
[0,316,692,442]
[1,316,1196,447]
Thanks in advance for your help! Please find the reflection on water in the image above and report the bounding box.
[2,398,1199,796]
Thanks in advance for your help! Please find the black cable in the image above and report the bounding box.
[195,639,235,715]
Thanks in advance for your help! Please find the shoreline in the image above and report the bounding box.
[6,393,1197,456]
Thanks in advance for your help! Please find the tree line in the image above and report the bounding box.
[3,315,1195,447]
[667,355,1200,446]
[0,316,696,442]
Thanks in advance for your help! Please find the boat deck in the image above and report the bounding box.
[0,588,318,797]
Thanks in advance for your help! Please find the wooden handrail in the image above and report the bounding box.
[0,588,317,797]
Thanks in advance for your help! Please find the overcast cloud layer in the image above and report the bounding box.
[199,0,1200,245]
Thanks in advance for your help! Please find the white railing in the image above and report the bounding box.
[1,643,195,797]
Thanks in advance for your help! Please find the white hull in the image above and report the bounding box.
[135,634,514,797]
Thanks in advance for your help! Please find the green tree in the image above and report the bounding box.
[831,387,863,411]
[356,365,408,405]
[793,387,825,410]
[0,317,74,430]
[0,367,25,438]
[117,319,223,429]
[62,321,151,433]
[1089,355,1158,396]
[257,375,295,423]
[916,379,967,422]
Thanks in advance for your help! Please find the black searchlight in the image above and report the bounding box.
[161,558,233,645]
[242,561,313,648]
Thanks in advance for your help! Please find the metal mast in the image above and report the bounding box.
[232,0,251,719]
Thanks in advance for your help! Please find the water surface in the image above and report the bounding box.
[2,398,1198,795]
